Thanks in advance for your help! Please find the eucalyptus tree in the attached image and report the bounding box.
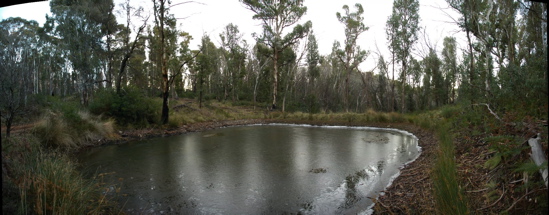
[219,23,247,101]
[152,0,179,124]
[240,0,312,110]
[306,31,320,94]
[513,0,547,114]
[408,57,422,111]
[170,32,195,97]
[441,36,458,104]
[327,41,344,111]
[249,42,273,108]
[36,25,66,97]
[421,48,441,110]
[0,18,40,138]
[375,55,390,111]
[279,41,301,113]
[195,35,219,108]
[336,3,369,112]
[445,0,481,102]
[115,0,148,94]
[386,0,420,113]
[127,36,148,90]
[48,0,117,105]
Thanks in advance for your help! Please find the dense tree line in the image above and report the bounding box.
[1,0,547,133]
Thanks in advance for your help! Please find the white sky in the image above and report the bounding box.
[0,0,466,72]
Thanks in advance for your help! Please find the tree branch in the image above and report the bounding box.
[473,103,502,122]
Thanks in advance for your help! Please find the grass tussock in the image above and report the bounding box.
[33,110,75,149]
[32,110,116,149]
[77,111,116,141]
[2,136,118,215]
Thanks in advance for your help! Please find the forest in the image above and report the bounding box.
[1,0,547,214]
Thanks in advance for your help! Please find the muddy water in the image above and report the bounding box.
[77,124,420,214]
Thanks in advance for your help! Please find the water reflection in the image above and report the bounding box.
[77,124,420,214]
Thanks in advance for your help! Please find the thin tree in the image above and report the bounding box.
[115,0,149,94]
[0,18,39,138]
[306,31,320,95]
[386,0,420,113]
[336,3,369,112]
[240,0,312,110]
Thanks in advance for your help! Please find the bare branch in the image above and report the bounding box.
[168,1,204,9]
[473,103,502,122]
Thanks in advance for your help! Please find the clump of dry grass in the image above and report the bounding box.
[33,110,116,149]
[78,111,116,142]
[33,110,76,149]
[3,136,119,215]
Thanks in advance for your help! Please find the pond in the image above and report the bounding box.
[77,124,420,214]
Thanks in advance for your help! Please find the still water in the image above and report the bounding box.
[77,124,420,214]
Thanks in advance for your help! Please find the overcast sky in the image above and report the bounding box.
[0,0,466,72]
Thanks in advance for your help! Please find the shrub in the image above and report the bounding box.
[89,87,160,127]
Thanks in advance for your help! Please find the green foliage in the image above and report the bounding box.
[306,33,320,81]
[484,154,502,169]
[241,0,311,108]
[335,3,369,111]
[440,105,461,120]
[514,161,548,175]
[483,135,527,170]
[89,87,160,127]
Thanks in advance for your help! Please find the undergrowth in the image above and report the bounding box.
[2,96,120,214]
[438,104,548,214]
[2,136,119,214]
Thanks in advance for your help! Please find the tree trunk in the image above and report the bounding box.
[272,49,279,110]
[5,112,13,138]
[391,53,396,112]
[116,55,130,94]
[199,76,203,109]
[159,0,169,125]
[401,60,407,113]
[161,72,170,124]
[344,70,350,112]
[464,8,475,102]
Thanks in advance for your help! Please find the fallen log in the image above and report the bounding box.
[528,133,548,187]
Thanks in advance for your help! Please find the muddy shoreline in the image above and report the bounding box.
[81,119,437,213]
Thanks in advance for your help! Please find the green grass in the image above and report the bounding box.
[431,123,469,215]
[406,110,469,214]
